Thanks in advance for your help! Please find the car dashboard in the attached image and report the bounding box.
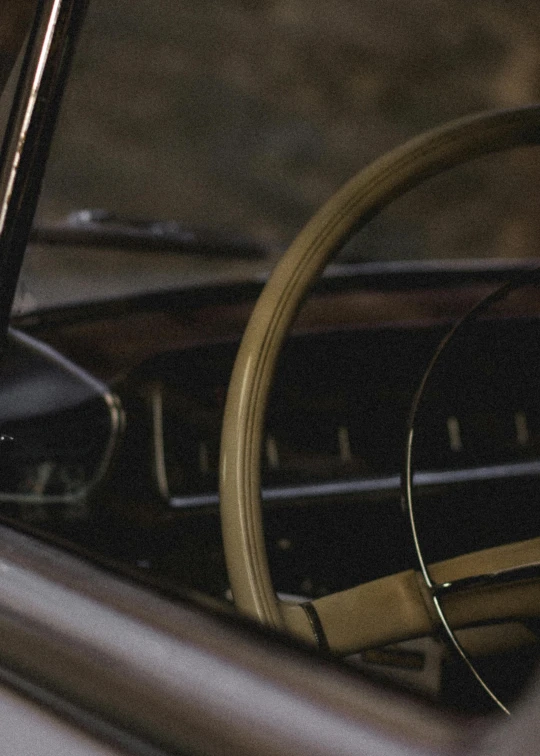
[1,260,540,712]
[2,262,539,608]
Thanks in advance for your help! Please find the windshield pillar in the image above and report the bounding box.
[0,0,88,349]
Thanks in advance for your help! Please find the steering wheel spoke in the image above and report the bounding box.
[280,537,540,656]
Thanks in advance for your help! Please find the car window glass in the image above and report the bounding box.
[36,0,540,264]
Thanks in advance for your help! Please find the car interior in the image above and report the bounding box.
[1,1,540,753]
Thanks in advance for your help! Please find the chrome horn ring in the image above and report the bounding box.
[404,266,540,715]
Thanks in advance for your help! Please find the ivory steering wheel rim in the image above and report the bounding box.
[219,105,540,644]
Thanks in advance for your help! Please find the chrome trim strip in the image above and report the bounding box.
[0,0,63,233]
[150,383,169,500]
[435,561,540,596]
[301,602,329,652]
[169,458,540,509]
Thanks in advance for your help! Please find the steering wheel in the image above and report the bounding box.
[219,106,540,663]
